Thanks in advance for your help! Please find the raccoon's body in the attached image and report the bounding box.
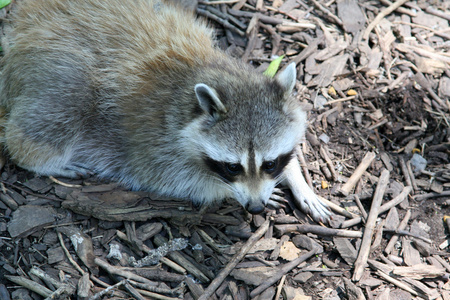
[0,0,330,219]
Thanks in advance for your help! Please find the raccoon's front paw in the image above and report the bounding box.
[292,190,331,223]
[267,189,288,210]
[283,157,332,223]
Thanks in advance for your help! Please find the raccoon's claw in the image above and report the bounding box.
[267,198,287,210]
[283,156,333,223]
[267,193,288,209]
[295,193,332,224]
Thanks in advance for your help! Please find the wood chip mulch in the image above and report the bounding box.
[0,0,449,299]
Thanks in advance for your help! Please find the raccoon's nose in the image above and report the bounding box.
[246,202,265,215]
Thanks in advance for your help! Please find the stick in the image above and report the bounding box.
[363,0,410,40]
[384,210,411,255]
[339,152,376,196]
[341,186,412,228]
[319,196,358,219]
[310,0,343,26]
[5,275,52,298]
[375,271,418,296]
[198,218,271,300]
[406,160,418,191]
[320,145,339,181]
[353,169,390,281]
[380,0,416,16]
[123,282,145,300]
[57,232,85,276]
[353,195,367,221]
[274,275,286,300]
[95,258,157,286]
[89,279,128,300]
[413,190,450,201]
[399,156,413,190]
[274,224,362,238]
[425,7,450,21]
[250,249,317,297]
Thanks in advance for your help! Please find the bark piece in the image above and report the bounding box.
[7,205,56,238]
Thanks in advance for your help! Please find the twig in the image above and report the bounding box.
[185,276,204,299]
[292,36,324,65]
[5,275,52,298]
[198,218,271,300]
[353,195,367,221]
[339,152,376,196]
[45,286,74,300]
[274,223,362,238]
[380,0,416,16]
[393,20,450,40]
[323,96,356,106]
[341,186,412,228]
[363,0,410,40]
[200,0,240,4]
[320,145,339,181]
[95,258,158,287]
[259,23,282,57]
[375,270,418,296]
[319,196,358,219]
[413,190,450,201]
[399,157,413,190]
[384,210,411,255]
[383,229,432,244]
[250,249,317,297]
[432,255,450,272]
[228,9,283,25]
[353,169,390,281]
[57,231,85,275]
[30,267,75,293]
[414,71,447,111]
[310,0,343,27]
[89,279,128,300]
[135,289,180,300]
[123,281,145,300]
[275,275,286,300]
[406,160,418,191]
[49,176,82,188]
[426,6,450,21]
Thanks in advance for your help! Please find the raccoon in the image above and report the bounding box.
[0,0,330,221]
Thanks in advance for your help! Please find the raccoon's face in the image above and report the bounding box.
[200,135,298,214]
[183,63,305,214]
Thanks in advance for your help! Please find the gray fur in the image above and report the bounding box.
[0,0,323,216]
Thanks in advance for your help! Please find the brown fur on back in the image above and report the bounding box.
[0,0,306,211]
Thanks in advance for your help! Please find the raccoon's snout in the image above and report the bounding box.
[245,202,265,215]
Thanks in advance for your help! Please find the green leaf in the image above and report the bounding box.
[0,0,11,9]
[263,55,285,78]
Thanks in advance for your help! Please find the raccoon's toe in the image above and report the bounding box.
[246,202,265,215]
[308,199,332,224]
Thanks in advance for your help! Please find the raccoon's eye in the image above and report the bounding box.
[262,160,277,173]
[225,163,243,176]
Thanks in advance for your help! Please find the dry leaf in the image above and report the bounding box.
[279,241,301,261]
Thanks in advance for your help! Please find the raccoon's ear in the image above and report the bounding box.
[194,83,228,119]
[275,63,297,94]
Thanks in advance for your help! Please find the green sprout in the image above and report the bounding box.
[0,0,11,9]
[263,55,285,78]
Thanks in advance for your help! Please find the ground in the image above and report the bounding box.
[0,0,449,299]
